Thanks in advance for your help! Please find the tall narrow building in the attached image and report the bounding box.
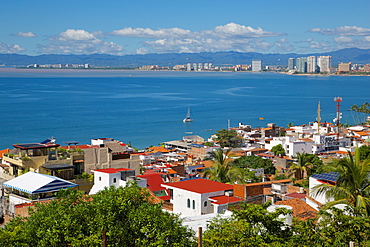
[318,56,332,73]
[307,56,317,73]
[252,59,262,72]
[288,58,295,70]
[296,57,307,73]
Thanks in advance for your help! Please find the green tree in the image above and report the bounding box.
[290,152,313,180]
[233,155,276,174]
[312,148,370,216]
[359,145,370,161]
[289,208,370,246]
[271,144,285,156]
[203,202,292,246]
[349,102,370,124]
[229,167,262,184]
[203,149,234,183]
[214,128,242,148]
[0,185,196,247]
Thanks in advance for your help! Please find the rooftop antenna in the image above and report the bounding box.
[317,101,321,135]
[333,97,342,141]
[228,119,230,129]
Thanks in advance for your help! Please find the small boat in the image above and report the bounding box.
[183,107,193,122]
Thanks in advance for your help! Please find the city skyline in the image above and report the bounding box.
[1,0,370,56]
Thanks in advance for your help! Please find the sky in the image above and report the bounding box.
[1,0,370,56]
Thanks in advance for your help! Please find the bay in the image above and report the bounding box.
[0,68,368,149]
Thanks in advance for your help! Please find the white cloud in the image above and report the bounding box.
[274,38,294,52]
[0,42,25,53]
[334,36,370,49]
[309,26,370,36]
[40,29,123,55]
[12,32,37,38]
[111,27,191,39]
[203,23,283,38]
[296,39,332,52]
[112,23,284,54]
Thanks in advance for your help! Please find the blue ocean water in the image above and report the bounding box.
[0,69,369,149]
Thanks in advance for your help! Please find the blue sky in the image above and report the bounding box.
[1,0,370,56]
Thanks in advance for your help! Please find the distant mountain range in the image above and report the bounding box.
[1,48,370,67]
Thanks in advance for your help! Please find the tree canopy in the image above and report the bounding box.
[271,144,285,156]
[214,129,242,148]
[0,184,196,247]
[233,155,276,174]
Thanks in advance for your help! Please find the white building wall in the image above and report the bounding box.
[89,171,123,194]
[309,177,331,205]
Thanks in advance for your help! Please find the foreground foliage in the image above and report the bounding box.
[203,203,370,246]
[0,185,195,247]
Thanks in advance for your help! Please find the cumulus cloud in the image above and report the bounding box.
[12,31,37,38]
[0,42,25,53]
[274,38,294,52]
[309,26,370,36]
[40,29,123,55]
[111,27,191,39]
[334,36,370,49]
[110,23,284,54]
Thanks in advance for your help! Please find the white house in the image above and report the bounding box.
[162,179,243,217]
[89,168,147,195]
[308,172,339,210]
[265,136,312,157]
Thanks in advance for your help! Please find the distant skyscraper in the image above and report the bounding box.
[288,58,295,70]
[252,59,262,72]
[307,56,317,73]
[297,57,307,73]
[187,63,192,71]
[198,63,203,70]
[193,63,197,71]
[318,56,332,73]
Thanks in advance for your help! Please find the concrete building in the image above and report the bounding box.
[338,62,352,72]
[89,168,146,195]
[307,56,317,73]
[252,59,262,72]
[318,56,332,73]
[162,179,242,216]
[288,58,295,71]
[296,57,307,73]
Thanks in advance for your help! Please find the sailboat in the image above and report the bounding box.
[183,107,193,122]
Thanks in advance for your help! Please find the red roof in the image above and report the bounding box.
[163,179,233,194]
[209,195,243,205]
[93,168,131,174]
[137,173,165,192]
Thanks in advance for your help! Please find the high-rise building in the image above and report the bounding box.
[318,56,332,73]
[198,63,203,70]
[288,58,295,70]
[252,59,262,72]
[187,63,192,71]
[296,57,307,73]
[193,63,198,71]
[307,56,317,73]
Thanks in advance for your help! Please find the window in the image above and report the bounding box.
[192,200,195,209]
[169,189,173,200]
[204,201,207,207]
[113,178,117,183]
[187,199,190,208]
[99,177,101,181]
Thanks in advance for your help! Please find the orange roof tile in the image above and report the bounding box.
[0,148,10,158]
[276,198,317,220]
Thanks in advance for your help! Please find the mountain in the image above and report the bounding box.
[1,48,369,67]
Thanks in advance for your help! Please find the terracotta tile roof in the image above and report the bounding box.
[246,179,291,187]
[300,138,314,142]
[200,160,214,168]
[285,192,306,198]
[148,146,170,153]
[162,179,233,194]
[209,195,243,205]
[276,198,317,220]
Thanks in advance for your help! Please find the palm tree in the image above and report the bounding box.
[290,152,313,180]
[202,149,234,183]
[229,167,261,184]
[312,148,370,216]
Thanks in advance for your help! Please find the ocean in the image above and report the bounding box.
[0,68,369,149]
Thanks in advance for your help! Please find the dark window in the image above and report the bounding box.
[187,199,190,208]
[99,177,101,181]
[113,178,117,183]
[204,201,207,207]
[192,200,195,209]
